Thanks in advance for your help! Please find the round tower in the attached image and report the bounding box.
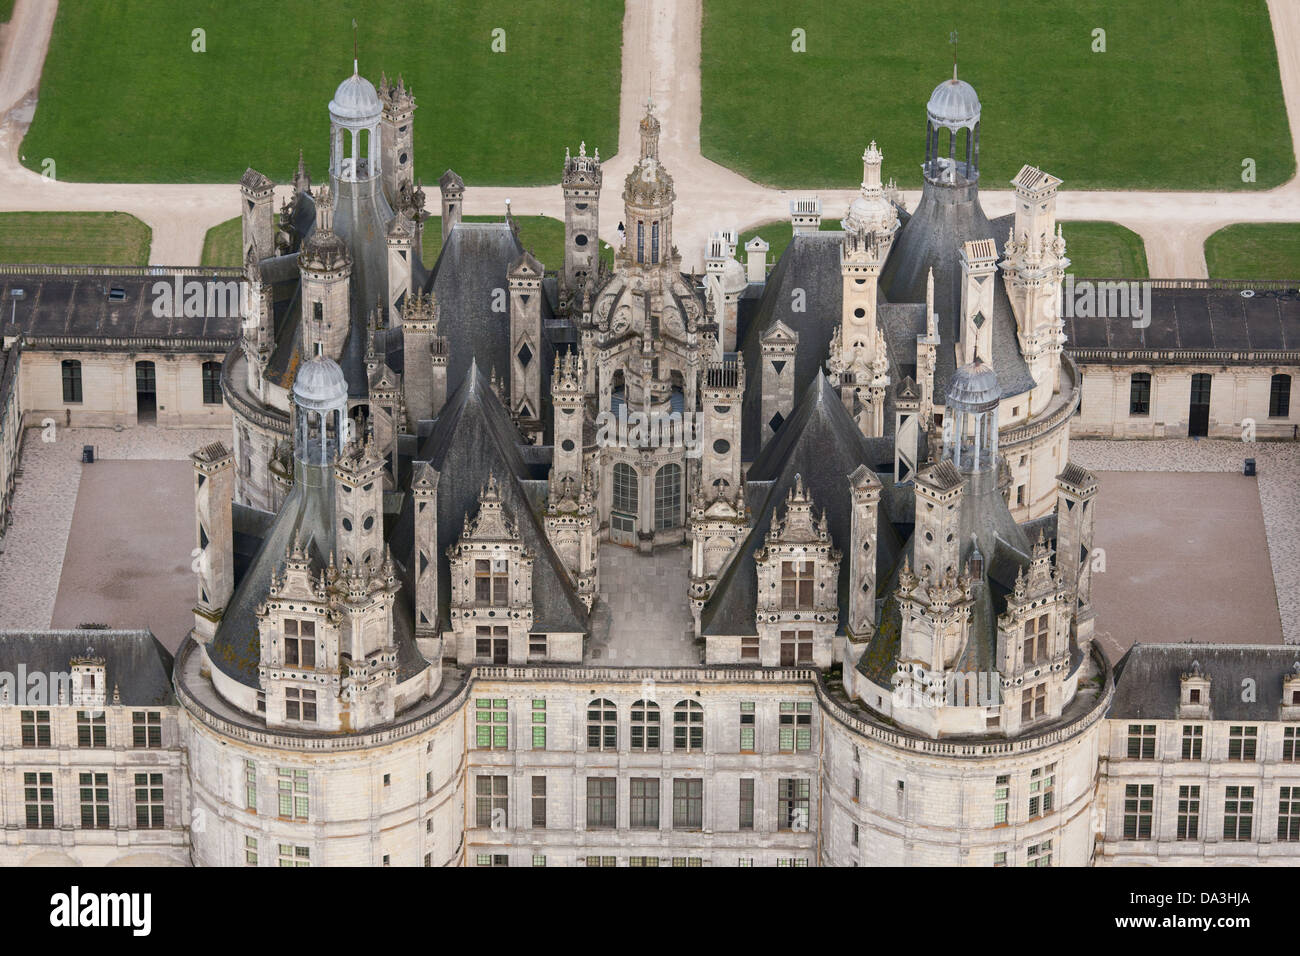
[943,356,999,471]
[924,67,981,185]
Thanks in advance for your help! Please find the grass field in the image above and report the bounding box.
[201,213,611,274]
[737,218,839,272]
[0,212,151,265]
[0,2,14,24]
[22,1,622,185]
[701,0,1293,191]
[1204,223,1300,279]
[1061,221,1149,277]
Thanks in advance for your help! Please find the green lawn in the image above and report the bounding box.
[1204,223,1300,279]
[0,212,151,265]
[22,1,622,185]
[0,2,15,23]
[737,218,839,272]
[201,216,243,267]
[702,0,1293,190]
[1061,221,1149,277]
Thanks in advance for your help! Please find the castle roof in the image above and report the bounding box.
[0,630,175,706]
[1112,644,1300,720]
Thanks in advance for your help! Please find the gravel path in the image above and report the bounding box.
[0,0,1298,274]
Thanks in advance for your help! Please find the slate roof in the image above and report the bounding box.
[0,273,240,347]
[390,361,588,636]
[701,372,905,637]
[1063,287,1300,357]
[0,630,175,706]
[879,177,1035,399]
[1111,643,1300,720]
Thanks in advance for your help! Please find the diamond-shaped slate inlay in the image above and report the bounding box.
[768,411,785,433]
[517,343,533,368]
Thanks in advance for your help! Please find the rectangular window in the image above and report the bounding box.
[532,855,546,867]
[586,778,616,829]
[1122,783,1153,840]
[277,768,308,820]
[1021,614,1050,666]
[1020,683,1047,722]
[475,854,508,868]
[740,636,760,660]
[134,772,165,829]
[1028,763,1055,819]
[1228,725,1257,761]
[776,858,808,868]
[1285,727,1300,762]
[245,760,257,812]
[1270,373,1291,418]
[1129,372,1150,416]
[284,687,316,723]
[1027,840,1052,867]
[631,700,660,751]
[1181,725,1203,760]
[62,360,83,404]
[475,698,508,750]
[629,856,660,867]
[739,778,754,830]
[1223,785,1254,841]
[79,772,110,829]
[531,776,547,829]
[1126,723,1157,760]
[202,361,223,404]
[528,634,546,658]
[133,710,162,748]
[475,625,509,664]
[474,559,509,606]
[24,771,54,828]
[278,844,310,867]
[1279,787,1300,842]
[636,221,644,264]
[778,701,812,752]
[672,778,703,829]
[739,701,756,751]
[778,778,810,831]
[77,710,107,748]
[531,699,547,750]
[630,778,660,829]
[779,629,814,667]
[671,857,703,868]
[282,618,316,670]
[475,775,508,829]
[1176,785,1201,840]
[993,774,1010,826]
[651,220,660,264]
[245,835,258,866]
[20,710,51,748]
[585,856,617,868]
[780,560,815,610]
[993,851,1008,867]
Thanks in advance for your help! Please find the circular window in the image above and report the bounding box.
[925,531,933,542]
[399,152,408,165]
[341,517,353,532]
[562,439,575,452]
[575,234,589,247]
[363,515,375,531]
[854,307,866,319]
[713,439,731,455]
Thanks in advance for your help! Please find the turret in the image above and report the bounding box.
[239,168,275,264]
[378,72,416,208]
[190,441,236,643]
[562,141,603,295]
[298,185,354,362]
[439,169,464,245]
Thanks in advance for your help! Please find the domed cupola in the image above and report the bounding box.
[925,67,981,185]
[943,355,999,472]
[329,61,383,183]
[293,347,350,465]
[298,185,352,274]
[621,99,676,269]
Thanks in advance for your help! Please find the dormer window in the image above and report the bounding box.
[780,560,814,610]
[1190,688,1201,704]
[1022,614,1049,667]
[283,619,316,669]
[475,559,509,606]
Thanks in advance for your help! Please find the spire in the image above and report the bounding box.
[352,18,359,75]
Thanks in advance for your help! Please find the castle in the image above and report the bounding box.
[0,62,1297,867]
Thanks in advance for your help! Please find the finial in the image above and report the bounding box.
[352,18,359,74]
[950,30,958,80]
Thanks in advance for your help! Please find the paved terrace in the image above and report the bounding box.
[1072,438,1300,650]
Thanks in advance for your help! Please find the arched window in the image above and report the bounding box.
[673,700,704,752]
[630,700,660,751]
[587,698,617,751]
[1270,373,1292,418]
[654,463,681,530]
[1129,373,1151,416]
[61,360,82,404]
[613,462,638,515]
[202,361,223,405]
